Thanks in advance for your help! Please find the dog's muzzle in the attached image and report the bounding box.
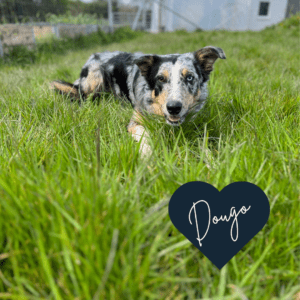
[166,101,182,115]
[165,101,184,126]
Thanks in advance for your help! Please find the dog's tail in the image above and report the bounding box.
[50,80,80,100]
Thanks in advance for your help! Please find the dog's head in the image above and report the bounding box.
[134,46,226,125]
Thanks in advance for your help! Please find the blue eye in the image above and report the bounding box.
[186,75,194,82]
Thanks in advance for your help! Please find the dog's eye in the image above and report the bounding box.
[157,75,166,82]
[186,75,194,82]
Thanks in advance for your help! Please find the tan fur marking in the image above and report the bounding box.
[182,68,189,76]
[195,49,215,61]
[50,81,79,97]
[196,52,205,60]
[152,103,164,116]
[136,56,154,77]
[161,70,169,80]
[187,94,196,105]
[195,49,218,73]
[128,124,141,135]
[83,70,104,94]
[181,94,196,112]
[151,90,166,116]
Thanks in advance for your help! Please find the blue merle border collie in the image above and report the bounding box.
[50,46,226,157]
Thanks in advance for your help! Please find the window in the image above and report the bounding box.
[258,2,270,16]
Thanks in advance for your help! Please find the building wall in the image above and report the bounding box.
[165,0,174,31]
[285,0,300,17]
[0,24,36,54]
[170,0,249,31]
[246,0,288,31]
[218,0,252,31]
[172,0,205,31]
[160,0,289,32]
[151,1,160,33]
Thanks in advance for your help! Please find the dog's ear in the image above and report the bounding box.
[134,55,159,77]
[50,80,80,100]
[194,46,226,80]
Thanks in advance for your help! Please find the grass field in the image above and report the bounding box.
[0,15,299,300]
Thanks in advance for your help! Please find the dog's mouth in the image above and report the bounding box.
[165,106,199,126]
[165,116,185,126]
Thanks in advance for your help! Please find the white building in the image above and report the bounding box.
[136,0,295,32]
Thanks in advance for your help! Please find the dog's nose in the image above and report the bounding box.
[166,101,182,115]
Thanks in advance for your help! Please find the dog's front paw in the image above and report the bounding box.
[139,139,152,158]
[128,123,152,158]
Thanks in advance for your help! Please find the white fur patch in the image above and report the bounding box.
[170,62,182,101]
[131,125,152,157]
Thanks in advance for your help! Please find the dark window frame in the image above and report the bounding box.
[258,2,270,16]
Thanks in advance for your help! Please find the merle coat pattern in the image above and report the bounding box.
[50,46,226,157]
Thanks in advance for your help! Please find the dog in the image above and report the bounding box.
[50,46,226,157]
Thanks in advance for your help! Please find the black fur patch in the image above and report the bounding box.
[187,83,195,95]
[193,54,212,83]
[191,61,206,89]
[93,54,100,60]
[144,59,161,90]
[140,56,179,90]
[102,69,113,94]
[107,52,132,100]
[154,81,164,96]
[171,56,178,64]
[80,66,89,78]
[132,69,140,98]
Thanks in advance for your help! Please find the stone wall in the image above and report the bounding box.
[0,23,107,57]
[0,24,35,55]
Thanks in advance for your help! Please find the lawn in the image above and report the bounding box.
[0,15,299,299]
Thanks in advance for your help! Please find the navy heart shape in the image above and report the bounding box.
[168,181,270,269]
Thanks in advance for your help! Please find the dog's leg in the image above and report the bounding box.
[127,112,152,158]
[51,60,107,101]
[79,65,107,100]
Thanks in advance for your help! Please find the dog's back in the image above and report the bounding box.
[50,51,144,102]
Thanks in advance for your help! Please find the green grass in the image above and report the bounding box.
[0,14,299,299]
